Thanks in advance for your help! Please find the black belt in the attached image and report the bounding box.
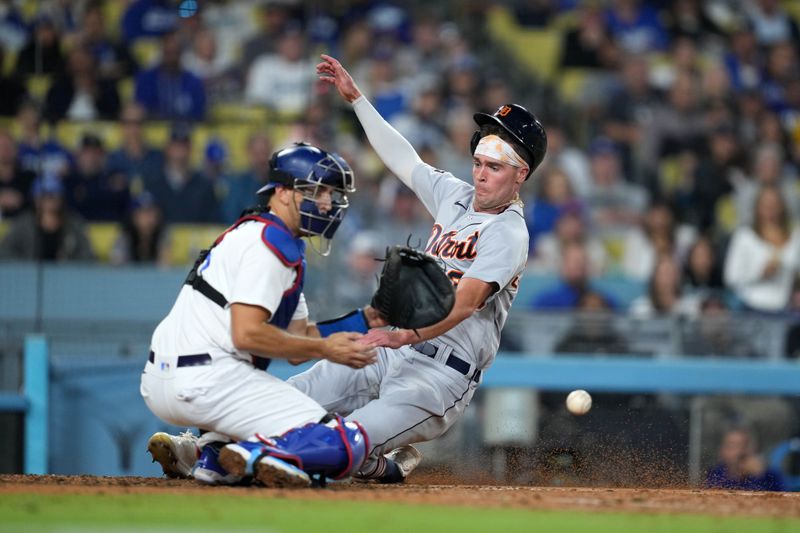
[148,351,213,368]
[411,342,481,382]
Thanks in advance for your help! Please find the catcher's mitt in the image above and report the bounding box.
[371,245,455,329]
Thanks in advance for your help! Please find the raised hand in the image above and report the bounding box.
[316,54,362,103]
[322,332,377,368]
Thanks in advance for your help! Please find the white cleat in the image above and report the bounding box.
[147,430,198,479]
[254,455,311,488]
[386,445,423,479]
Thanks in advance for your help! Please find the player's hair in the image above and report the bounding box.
[478,124,534,170]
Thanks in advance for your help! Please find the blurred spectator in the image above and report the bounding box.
[107,102,165,193]
[0,46,26,116]
[241,2,297,67]
[442,55,481,111]
[629,256,700,319]
[526,166,579,251]
[373,180,432,247]
[650,35,703,92]
[110,191,169,266]
[363,49,408,122]
[513,0,558,27]
[135,32,206,121]
[200,0,260,73]
[706,426,785,491]
[604,0,669,55]
[621,201,696,281]
[602,55,659,182]
[560,2,618,69]
[15,16,62,76]
[731,142,799,227]
[144,125,218,223]
[554,291,629,354]
[683,294,758,357]
[391,81,446,149]
[15,101,74,178]
[724,185,800,313]
[332,230,383,313]
[122,0,178,44]
[530,207,607,276]
[583,136,648,235]
[182,25,239,104]
[531,242,616,311]
[43,45,121,122]
[640,71,709,177]
[63,133,129,222]
[662,0,720,42]
[0,175,94,262]
[245,27,313,116]
[683,236,724,292]
[0,1,29,52]
[691,124,745,230]
[723,22,764,93]
[541,122,591,196]
[761,41,799,119]
[74,2,138,81]
[0,130,35,219]
[218,132,272,224]
[745,0,800,48]
[434,108,475,183]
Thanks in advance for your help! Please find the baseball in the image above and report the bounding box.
[566,389,592,415]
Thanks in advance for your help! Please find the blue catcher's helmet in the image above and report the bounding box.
[257,142,355,255]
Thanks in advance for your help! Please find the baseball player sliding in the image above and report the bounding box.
[285,55,549,483]
[142,143,382,487]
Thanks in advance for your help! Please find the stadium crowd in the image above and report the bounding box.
[0,0,799,321]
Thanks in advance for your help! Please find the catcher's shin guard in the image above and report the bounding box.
[257,415,370,480]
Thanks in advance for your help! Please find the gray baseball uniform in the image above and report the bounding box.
[289,161,528,457]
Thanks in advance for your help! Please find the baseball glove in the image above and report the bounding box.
[371,245,455,329]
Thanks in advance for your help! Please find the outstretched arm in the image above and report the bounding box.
[317,54,422,188]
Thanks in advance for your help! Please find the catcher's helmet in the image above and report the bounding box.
[470,104,547,179]
[257,142,355,253]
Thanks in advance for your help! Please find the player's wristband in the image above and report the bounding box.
[316,309,369,337]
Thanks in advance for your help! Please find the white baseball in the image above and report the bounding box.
[566,389,592,415]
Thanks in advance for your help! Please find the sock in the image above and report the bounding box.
[378,459,404,484]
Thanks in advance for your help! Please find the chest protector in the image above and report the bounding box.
[184,208,306,369]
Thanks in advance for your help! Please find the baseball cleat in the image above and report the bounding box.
[386,445,423,480]
[147,430,199,479]
[192,443,243,485]
[254,455,311,488]
[218,441,268,478]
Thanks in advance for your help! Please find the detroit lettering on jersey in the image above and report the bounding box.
[425,224,479,260]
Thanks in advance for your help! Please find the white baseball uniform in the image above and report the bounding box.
[141,217,327,441]
[289,96,529,459]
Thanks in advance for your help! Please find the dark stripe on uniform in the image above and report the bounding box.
[368,380,474,455]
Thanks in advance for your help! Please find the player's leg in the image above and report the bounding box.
[348,352,480,482]
[287,346,392,415]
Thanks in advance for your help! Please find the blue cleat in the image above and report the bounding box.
[191,443,243,485]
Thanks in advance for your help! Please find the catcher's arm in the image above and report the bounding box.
[363,277,495,349]
[284,317,317,365]
[231,303,376,369]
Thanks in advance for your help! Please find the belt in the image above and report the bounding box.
[411,342,481,382]
[148,351,212,368]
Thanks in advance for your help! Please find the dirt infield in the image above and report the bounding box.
[1,474,798,518]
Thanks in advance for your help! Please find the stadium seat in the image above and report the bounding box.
[2,49,16,76]
[118,77,134,102]
[131,39,161,69]
[87,223,121,263]
[55,121,122,150]
[168,224,227,266]
[209,103,270,125]
[0,220,8,241]
[487,7,562,82]
[714,195,737,235]
[103,1,125,40]
[557,68,593,104]
[26,75,52,103]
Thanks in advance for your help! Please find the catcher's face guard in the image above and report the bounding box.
[470,103,548,179]
[259,143,355,256]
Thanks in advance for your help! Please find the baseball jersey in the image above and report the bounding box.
[150,219,308,362]
[411,163,529,369]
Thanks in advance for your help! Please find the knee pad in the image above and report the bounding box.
[256,415,370,480]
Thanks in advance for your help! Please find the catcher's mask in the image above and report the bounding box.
[470,103,548,179]
[257,142,355,255]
